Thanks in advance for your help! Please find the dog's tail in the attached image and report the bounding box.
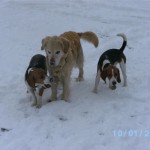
[78,31,99,48]
[117,33,127,52]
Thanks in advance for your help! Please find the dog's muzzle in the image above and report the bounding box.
[110,81,117,90]
[112,81,116,86]
[50,58,55,66]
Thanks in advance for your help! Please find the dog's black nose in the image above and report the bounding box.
[112,81,116,85]
[50,58,55,66]
[49,77,53,83]
[50,61,55,66]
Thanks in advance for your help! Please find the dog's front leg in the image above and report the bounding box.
[47,65,58,101]
[61,76,70,102]
[50,82,58,101]
[35,87,44,108]
[93,70,100,93]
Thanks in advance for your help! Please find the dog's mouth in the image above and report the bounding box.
[50,60,55,67]
[50,63,55,67]
[110,85,116,90]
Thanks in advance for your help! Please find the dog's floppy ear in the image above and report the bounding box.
[27,73,36,87]
[41,36,51,50]
[41,38,46,50]
[117,68,121,83]
[59,37,70,53]
[101,69,107,83]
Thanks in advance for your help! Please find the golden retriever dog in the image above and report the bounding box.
[41,31,99,101]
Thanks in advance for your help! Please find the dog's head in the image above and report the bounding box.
[27,68,52,88]
[101,65,121,90]
[41,36,70,67]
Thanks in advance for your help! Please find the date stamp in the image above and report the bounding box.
[113,129,150,137]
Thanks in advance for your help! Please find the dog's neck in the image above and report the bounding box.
[49,53,68,78]
[25,67,34,82]
[102,59,111,70]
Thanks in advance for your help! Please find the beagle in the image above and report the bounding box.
[25,54,52,108]
[93,33,127,93]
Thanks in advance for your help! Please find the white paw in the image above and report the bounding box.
[31,102,37,107]
[92,88,98,93]
[36,104,42,108]
[61,94,69,102]
[123,83,127,87]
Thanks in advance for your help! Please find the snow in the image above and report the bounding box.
[0,0,150,149]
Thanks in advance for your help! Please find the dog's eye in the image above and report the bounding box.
[56,51,60,54]
[48,51,51,54]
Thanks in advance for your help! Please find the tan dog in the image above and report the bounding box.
[41,31,99,101]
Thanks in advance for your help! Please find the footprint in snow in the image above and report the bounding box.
[58,115,68,121]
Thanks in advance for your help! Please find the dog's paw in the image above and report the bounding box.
[47,99,56,102]
[76,77,84,82]
[123,82,127,87]
[63,99,70,103]
[31,102,37,107]
[36,104,42,108]
[61,94,70,102]
[92,88,98,94]
[47,99,52,103]
[48,96,57,102]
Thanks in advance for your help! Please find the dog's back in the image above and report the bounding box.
[98,33,127,71]
[60,31,99,71]
[25,54,46,80]
[28,54,46,71]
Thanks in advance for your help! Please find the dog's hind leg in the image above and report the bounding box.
[119,59,127,86]
[76,64,84,81]
[76,46,84,81]
[93,70,100,93]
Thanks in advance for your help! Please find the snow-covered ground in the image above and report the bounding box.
[0,0,150,149]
